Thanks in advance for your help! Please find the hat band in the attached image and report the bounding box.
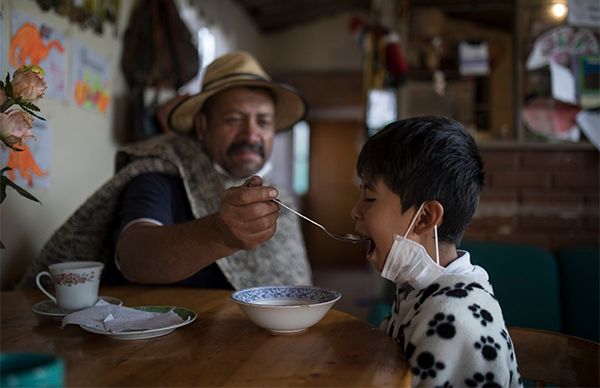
[202,72,271,92]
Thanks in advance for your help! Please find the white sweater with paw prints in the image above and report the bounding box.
[382,251,522,388]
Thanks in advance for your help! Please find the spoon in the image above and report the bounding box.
[272,198,368,244]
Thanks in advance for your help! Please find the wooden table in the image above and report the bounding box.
[1,286,411,386]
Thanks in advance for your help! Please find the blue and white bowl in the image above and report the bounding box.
[231,286,342,333]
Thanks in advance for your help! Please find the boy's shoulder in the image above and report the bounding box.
[394,275,520,388]
[412,271,494,302]
[406,272,500,321]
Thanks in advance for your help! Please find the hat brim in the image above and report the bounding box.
[168,79,308,133]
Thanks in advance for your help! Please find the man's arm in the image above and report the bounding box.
[116,176,280,284]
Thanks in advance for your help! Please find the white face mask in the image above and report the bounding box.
[380,203,445,288]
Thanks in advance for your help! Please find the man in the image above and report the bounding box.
[18,51,312,289]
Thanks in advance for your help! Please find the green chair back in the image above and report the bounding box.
[556,247,600,342]
[459,241,562,332]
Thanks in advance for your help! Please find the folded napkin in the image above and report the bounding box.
[61,300,185,333]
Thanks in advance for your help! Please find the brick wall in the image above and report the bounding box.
[464,147,599,252]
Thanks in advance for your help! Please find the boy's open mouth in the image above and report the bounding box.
[366,237,376,257]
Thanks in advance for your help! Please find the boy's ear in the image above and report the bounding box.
[194,113,207,140]
[414,201,444,235]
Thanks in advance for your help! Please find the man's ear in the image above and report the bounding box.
[194,113,207,140]
[414,201,444,235]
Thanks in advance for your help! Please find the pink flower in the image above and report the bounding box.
[11,65,47,102]
[0,89,7,108]
[0,110,34,148]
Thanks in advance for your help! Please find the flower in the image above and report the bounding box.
[0,110,34,149]
[1,65,46,248]
[11,65,47,102]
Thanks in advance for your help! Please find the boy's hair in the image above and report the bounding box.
[357,116,484,244]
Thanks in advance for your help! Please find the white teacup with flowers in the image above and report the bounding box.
[35,261,104,311]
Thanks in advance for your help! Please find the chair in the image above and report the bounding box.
[556,247,600,342]
[509,326,600,387]
[459,241,562,332]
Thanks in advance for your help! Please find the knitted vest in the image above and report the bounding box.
[17,133,312,289]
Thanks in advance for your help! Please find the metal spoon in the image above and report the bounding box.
[272,198,368,244]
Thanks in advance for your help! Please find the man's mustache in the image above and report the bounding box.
[227,142,265,158]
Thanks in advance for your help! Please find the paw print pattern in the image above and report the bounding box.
[405,341,416,359]
[414,283,441,310]
[433,282,484,299]
[435,382,453,388]
[500,329,515,361]
[411,351,446,380]
[474,335,501,361]
[468,303,494,326]
[465,372,502,387]
[427,313,456,339]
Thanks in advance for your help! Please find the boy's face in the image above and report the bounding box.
[351,177,417,272]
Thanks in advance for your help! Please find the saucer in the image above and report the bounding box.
[32,296,123,319]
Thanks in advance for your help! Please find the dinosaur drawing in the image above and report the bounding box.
[10,22,64,68]
[6,143,48,187]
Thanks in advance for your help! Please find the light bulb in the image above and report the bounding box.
[551,3,568,19]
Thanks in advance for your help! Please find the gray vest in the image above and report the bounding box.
[17,133,312,289]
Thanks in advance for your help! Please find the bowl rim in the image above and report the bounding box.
[231,285,342,308]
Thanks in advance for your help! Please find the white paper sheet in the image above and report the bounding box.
[61,300,184,333]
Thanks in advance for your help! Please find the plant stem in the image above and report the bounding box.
[1,98,16,113]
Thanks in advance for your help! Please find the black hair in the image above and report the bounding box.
[356,116,484,244]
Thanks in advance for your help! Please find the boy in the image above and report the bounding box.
[351,117,522,387]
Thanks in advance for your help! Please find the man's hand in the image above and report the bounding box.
[217,175,280,250]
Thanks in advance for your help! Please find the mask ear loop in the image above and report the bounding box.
[434,224,440,265]
[403,202,426,238]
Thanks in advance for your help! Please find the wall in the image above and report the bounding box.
[181,0,263,60]
[0,0,134,289]
[0,0,280,289]
[262,11,363,72]
[466,147,599,251]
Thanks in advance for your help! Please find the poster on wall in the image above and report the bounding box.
[10,10,67,101]
[70,39,111,114]
[1,118,51,189]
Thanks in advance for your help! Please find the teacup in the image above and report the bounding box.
[35,261,104,311]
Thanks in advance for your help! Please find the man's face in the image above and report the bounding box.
[196,87,276,178]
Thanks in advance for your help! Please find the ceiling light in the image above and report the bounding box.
[550,3,568,19]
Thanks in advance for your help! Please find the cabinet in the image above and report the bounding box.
[404,0,597,148]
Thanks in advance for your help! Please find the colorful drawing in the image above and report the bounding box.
[1,118,51,189]
[5,143,48,187]
[10,22,64,68]
[10,11,67,101]
[71,39,111,114]
[74,74,110,113]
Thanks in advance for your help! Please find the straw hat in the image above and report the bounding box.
[168,50,307,133]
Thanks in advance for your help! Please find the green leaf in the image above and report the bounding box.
[5,78,12,96]
[20,106,45,121]
[4,72,9,85]
[20,101,41,112]
[0,80,4,89]
[0,177,6,203]
[1,175,41,204]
